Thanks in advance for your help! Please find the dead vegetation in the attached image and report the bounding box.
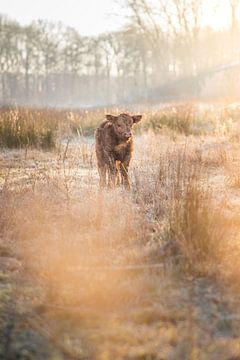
[0,104,240,359]
[1,102,240,151]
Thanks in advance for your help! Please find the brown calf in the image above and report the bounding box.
[95,113,142,188]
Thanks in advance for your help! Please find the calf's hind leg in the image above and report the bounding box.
[107,157,118,188]
[120,162,130,188]
[115,161,121,186]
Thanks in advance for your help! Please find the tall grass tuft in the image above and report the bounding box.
[143,104,195,135]
[0,106,108,149]
[133,143,228,276]
[0,107,58,149]
[167,180,226,275]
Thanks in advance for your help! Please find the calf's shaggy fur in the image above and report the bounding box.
[95,113,142,187]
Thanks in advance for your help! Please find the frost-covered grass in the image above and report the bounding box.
[0,116,240,359]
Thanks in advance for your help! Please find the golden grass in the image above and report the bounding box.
[1,101,240,151]
[0,112,240,358]
[224,144,240,188]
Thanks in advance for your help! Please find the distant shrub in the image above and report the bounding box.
[140,102,240,136]
[0,107,58,150]
[0,106,107,149]
[141,105,198,135]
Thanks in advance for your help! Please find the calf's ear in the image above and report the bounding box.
[106,114,118,122]
[132,115,142,123]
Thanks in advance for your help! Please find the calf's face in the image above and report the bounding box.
[106,113,142,141]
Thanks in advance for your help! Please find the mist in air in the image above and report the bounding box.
[0,0,240,108]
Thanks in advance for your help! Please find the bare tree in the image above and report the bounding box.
[0,5,240,106]
[230,0,239,32]
[18,24,41,102]
[0,15,21,103]
[33,20,63,104]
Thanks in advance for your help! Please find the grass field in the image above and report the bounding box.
[0,103,240,359]
[0,101,240,150]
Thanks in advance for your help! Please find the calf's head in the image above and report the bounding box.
[106,113,142,141]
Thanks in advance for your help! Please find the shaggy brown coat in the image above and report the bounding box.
[95,113,142,187]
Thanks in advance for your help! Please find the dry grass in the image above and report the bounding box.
[0,106,101,150]
[132,139,230,276]
[1,101,240,151]
[0,109,240,359]
[0,107,58,149]
[224,144,240,188]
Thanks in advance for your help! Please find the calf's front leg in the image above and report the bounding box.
[120,154,131,188]
[107,156,118,188]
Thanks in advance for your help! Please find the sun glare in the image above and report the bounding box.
[202,0,240,30]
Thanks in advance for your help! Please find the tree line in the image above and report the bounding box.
[1,0,240,107]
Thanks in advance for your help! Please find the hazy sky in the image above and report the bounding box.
[0,0,239,36]
[0,0,126,35]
